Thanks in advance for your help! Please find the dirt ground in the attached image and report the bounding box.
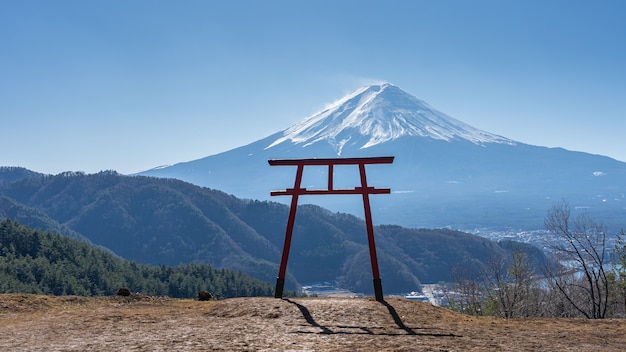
[1,294,625,351]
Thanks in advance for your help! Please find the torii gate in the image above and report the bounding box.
[268,156,394,301]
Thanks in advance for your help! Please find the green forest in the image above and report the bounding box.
[0,219,275,298]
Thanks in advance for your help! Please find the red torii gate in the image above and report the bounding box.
[268,156,394,301]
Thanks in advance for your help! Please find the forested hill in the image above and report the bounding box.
[0,169,548,294]
[0,167,44,183]
[0,219,274,297]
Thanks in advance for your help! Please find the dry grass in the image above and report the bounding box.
[1,294,625,351]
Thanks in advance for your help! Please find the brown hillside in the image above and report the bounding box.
[0,294,625,351]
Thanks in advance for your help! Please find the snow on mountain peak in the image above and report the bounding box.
[266,83,514,154]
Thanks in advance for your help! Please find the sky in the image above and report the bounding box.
[1,0,625,175]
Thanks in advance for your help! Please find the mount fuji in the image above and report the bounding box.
[139,84,626,230]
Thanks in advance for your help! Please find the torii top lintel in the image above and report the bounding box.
[267,156,394,166]
[268,156,394,197]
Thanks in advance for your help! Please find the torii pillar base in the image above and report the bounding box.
[373,278,383,302]
[274,278,286,299]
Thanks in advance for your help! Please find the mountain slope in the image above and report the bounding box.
[0,171,542,293]
[139,84,626,230]
[0,195,91,243]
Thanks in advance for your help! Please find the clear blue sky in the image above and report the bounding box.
[1,0,625,174]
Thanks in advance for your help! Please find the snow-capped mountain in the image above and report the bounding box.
[266,83,514,153]
[139,84,626,230]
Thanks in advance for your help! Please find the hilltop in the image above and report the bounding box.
[0,294,624,351]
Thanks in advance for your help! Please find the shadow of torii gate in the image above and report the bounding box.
[269,156,394,301]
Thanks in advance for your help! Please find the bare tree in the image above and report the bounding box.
[611,229,626,316]
[544,201,609,319]
[481,249,542,318]
[443,265,483,316]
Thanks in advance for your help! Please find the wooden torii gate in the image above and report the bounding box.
[268,156,394,301]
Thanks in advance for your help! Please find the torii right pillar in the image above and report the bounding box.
[268,156,394,301]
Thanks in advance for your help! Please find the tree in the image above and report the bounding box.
[611,229,626,316]
[544,201,609,319]
[482,249,538,318]
[443,264,483,316]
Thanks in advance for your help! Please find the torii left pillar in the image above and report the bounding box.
[269,156,394,301]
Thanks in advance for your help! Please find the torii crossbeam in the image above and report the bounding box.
[268,156,394,301]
